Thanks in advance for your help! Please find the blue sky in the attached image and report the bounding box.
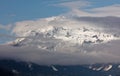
[0,0,120,43]
[0,0,68,25]
[0,0,120,25]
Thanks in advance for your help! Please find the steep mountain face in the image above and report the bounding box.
[84,63,120,76]
[8,16,120,52]
[0,67,14,76]
[0,60,120,76]
[0,60,105,76]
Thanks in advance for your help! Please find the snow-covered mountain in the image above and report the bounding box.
[8,16,120,52]
[1,16,120,76]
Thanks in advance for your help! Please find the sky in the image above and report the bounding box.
[0,0,120,24]
[0,0,120,37]
[0,0,120,65]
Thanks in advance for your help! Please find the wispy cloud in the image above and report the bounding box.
[89,4,120,17]
[9,14,16,17]
[58,0,91,9]
[0,24,12,30]
[57,1,120,17]
[0,24,13,43]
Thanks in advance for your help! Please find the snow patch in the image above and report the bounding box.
[103,65,112,71]
[51,66,58,71]
[118,65,120,69]
[12,69,19,74]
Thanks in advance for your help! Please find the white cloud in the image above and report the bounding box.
[0,24,12,30]
[76,4,120,17]
[89,4,120,17]
[58,0,91,9]
[0,40,120,65]
[9,14,16,17]
[57,1,120,17]
[0,24,14,43]
[0,0,120,65]
[0,16,119,65]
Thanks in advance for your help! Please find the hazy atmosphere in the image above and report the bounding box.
[0,0,120,65]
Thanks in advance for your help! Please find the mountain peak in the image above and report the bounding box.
[9,16,120,51]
